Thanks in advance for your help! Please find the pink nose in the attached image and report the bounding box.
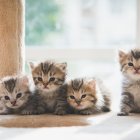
[11,101,16,106]
[134,67,140,71]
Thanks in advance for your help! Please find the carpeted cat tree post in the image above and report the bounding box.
[0,0,24,78]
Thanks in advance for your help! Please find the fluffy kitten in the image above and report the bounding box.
[0,75,47,115]
[0,75,32,114]
[66,78,111,115]
[118,48,140,116]
[29,60,68,115]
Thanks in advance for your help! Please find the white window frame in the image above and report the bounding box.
[26,47,115,61]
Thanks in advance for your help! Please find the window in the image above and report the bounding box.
[26,0,136,48]
[25,0,137,79]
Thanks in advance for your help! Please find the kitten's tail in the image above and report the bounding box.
[95,77,111,112]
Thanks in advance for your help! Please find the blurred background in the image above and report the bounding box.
[25,0,138,110]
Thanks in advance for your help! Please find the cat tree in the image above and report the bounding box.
[0,0,24,78]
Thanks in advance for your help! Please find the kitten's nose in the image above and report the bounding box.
[75,100,81,105]
[134,67,140,73]
[11,101,16,106]
[43,82,49,88]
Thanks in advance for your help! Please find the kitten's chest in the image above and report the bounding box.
[44,95,57,111]
[126,83,140,106]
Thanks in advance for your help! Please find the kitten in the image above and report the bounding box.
[0,75,49,115]
[29,60,68,115]
[0,75,32,114]
[66,78,111,115]
[118,48,140,116]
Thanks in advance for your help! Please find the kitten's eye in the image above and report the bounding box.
[38,77,43,81]
[81,94,86,99]
[70,95,75,99]
[128,62,134,67]
[49,77,55,82]
[16,93,22,99]
[5,96,10,100]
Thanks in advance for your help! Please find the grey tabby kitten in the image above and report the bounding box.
[66,78,111,115]
[0,75,33,114]
[118,48,140,116]
[29,60,68,115]
[0,75,47,115]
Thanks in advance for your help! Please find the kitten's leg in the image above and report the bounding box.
[0,107,9,115]
[21,105,46,115]
[117,92,135,116]
[54,100,67,115]
[54,86,68,115]
[0,101,9,115]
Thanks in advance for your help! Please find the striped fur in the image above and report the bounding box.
[0,76,31,114]
[0,75,51,115]
[66,78,111,115]
[118,48,140,116]
[29,60,67,92]
[29,60,68,115]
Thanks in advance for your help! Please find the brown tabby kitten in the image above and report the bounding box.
[66,78,111,115]
[29,60,68,115]
[118,48,140,116]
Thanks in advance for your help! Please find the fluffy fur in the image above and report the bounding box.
[29,60,68,115]
[0,75,32,114]
[118,48,140,116]
[66,78,111,115]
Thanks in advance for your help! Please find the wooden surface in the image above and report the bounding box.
[0,114,90,128]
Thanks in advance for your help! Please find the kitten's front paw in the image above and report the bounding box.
[117,112,129,116]
[80,110,93,115]
[54,110,66,115]
[0,112,9,115]
[102,106,111,112]
[0,108,8,115]
[21,110,33,115]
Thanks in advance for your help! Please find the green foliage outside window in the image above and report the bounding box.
[25,0,61,46]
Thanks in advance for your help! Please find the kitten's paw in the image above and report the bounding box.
[102,106,111,112]
[0,112,9,115]
[54,110,67,115]
[21,110,34,115]
[80,110,93,115]
[0,108,9,115]
[117,112,129,116]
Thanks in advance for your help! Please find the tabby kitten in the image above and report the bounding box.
[0,75,31,114]
[29,60,68,115]
[118,48,140,116]
[66,78,111,115]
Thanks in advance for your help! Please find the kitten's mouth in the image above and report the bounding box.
[76,104,84,109]
[134,71,140,74]
[43,87,50,91]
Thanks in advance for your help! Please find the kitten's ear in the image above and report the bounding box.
[20,76,29,86]
[118,50,127,62]
[88,80,96,90]
[29,62,35,69]
[57,62,67,72]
